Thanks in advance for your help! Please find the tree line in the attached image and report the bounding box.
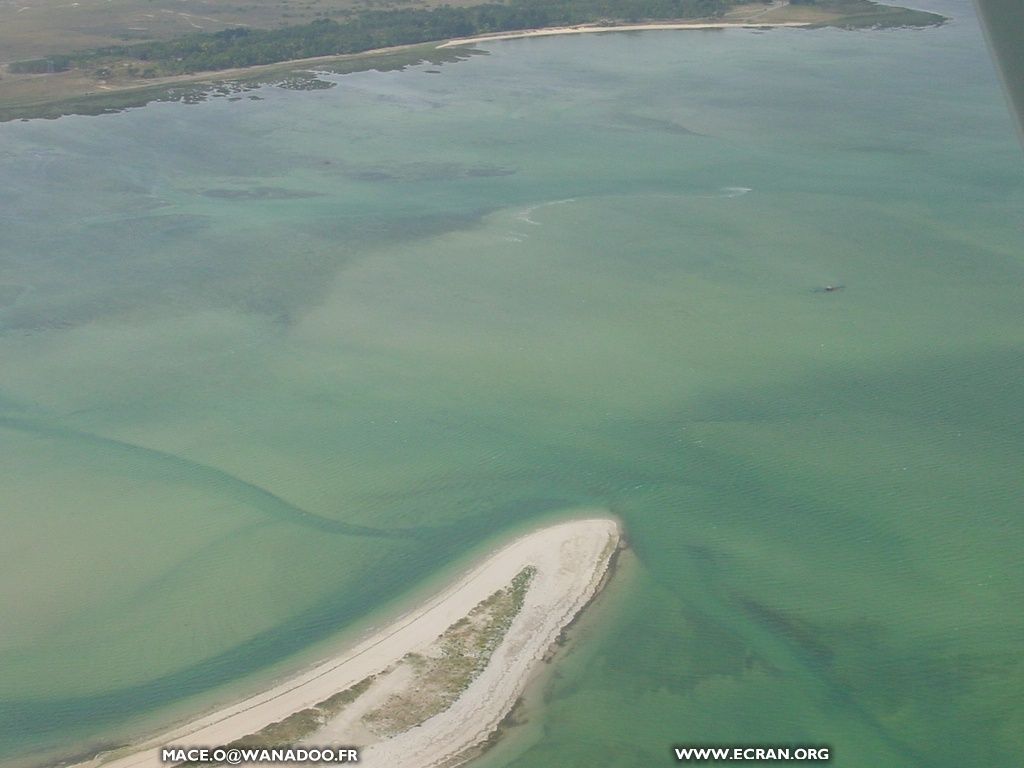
[9,0,735,76]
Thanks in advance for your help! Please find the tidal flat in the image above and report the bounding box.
[0,1,1022,766]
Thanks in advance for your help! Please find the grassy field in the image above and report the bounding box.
[0,0,484,63]
[0,42,470,122]
[750,0,947,26]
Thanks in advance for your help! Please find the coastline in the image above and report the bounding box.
[0,42,457,122]
[437,20,811,49]
[0,0,946,123]
[0,21,805,123]
[71,517,621,768]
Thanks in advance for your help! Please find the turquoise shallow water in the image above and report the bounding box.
[1,1,1022,765]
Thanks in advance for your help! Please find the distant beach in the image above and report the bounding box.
[437,20,811,48]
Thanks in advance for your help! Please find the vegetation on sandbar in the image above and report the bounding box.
[179,674,376,766]
[176,566,536,765]
[362,566,537,736]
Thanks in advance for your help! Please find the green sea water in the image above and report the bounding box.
[1,1,1022,765]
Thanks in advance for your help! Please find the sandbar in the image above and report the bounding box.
[74,516,621,768]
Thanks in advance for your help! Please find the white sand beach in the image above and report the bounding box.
[437,20,810,48]
[76,517,621,768]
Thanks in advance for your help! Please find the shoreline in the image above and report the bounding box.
[71,517,621,768]
[437,20,811,48]
[0,41,453,122]
[0,20,800,122]
[0,0,947,124]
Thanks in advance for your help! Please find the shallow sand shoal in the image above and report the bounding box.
[437,21,810,48]
[77,517,621,768]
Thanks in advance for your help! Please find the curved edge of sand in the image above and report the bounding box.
[436,20,810,48]
[74,516,621,768]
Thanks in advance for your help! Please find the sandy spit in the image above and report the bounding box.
[75,517,621,768]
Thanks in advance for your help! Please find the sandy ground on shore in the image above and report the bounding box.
[76,517,620,768]
[437,20,810,48]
